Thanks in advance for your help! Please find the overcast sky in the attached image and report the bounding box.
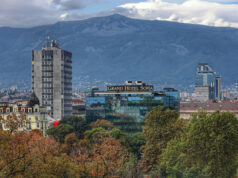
[0,0,238,28]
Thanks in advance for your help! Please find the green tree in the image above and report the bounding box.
[160,111,238,178]
[142,106,185,172]
[59,117,89,139]
[127,132,145,158]
[84,127,109,143]
[185,111,238,177]
[47,124,74,143]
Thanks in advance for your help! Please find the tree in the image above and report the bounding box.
[0,112,29,134]
[75,136,127,177]
[185,111,238,177]
[62,133,79,156]
[90,119,114,130]
[84,127,109,144]
[119,153,141,178]
[47,124,74,143]
[0,130,79,177]
[159,111,238,178]
[127,132,145,158]
[141,106,185,172]
[60,117,89,139]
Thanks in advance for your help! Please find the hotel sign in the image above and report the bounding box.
[107,85,154,92]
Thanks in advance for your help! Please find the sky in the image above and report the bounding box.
[0,0,238,28]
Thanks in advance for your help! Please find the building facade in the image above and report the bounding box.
[32,40,72,120]
[0,94,48,136]
[72,98,86,118]
[180,101,238,119]
[195,63,221,102]
[86,81,179,133]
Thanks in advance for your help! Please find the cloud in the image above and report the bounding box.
[51,0,109,10]
[0,0,238,28]
[0,0,108,27]
[116,0,238,28]
[0,0,61,27]
[52,0,86,10]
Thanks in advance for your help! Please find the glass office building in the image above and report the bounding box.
[195,63,221,101]
[86,81,179,133]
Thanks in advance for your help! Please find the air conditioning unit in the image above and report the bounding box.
[135,80,142,85]
[125,80,133,85]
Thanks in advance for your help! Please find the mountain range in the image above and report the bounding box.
[0,14,238,90]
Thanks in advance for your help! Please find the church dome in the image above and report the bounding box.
[28,92,40,107]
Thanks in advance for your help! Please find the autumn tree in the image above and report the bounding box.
[90,119,114,130]
[0,130,79,177]
[75,136,127,177]
[62,133,79,156]
[141,106,185,172]
[0,112,29,134]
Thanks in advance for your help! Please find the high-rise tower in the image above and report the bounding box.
[195,63,221,102]
[32,39,72,120]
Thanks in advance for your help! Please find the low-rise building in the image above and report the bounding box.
[180,101,238,119]
[72,98,85,118]
[0,93,48,136]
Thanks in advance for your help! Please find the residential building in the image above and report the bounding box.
[0,93,48,136]
[32,39,72,120]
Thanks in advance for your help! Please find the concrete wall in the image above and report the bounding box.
[32,51,42,107]
[53,49,62,120]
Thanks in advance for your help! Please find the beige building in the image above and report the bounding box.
[0,93,48,136]
[180,101,238,119]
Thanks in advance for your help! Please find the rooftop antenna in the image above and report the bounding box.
[46,36,50,47]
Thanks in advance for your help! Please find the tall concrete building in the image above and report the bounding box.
[32,39,72,120]
[195,63,221,102]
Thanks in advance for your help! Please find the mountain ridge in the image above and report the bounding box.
[0,14,238,90]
